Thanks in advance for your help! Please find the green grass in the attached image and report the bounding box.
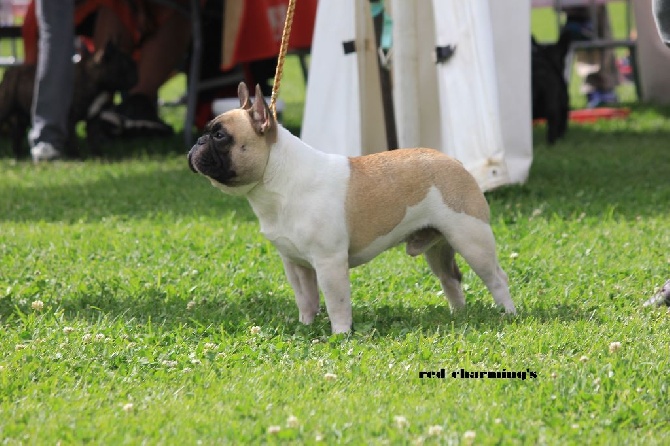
[1,10,670,444]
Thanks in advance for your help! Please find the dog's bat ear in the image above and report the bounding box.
[238,82,251,109]
[250,84,274,135]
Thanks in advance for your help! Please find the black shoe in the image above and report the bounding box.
[100,94,173,137]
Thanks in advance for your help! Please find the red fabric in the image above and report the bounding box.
[22,0,144,65]
[222,0,316,70]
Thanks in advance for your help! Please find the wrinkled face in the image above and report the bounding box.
[188,109,273,193]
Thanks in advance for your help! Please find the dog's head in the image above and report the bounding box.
[188,82,277,195]
[85,41,138,92]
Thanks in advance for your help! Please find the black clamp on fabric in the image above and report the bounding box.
[342,40,356,55]
[435,45,456,63]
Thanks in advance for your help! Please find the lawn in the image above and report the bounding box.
[1,6,669,445]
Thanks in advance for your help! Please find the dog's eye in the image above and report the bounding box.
[213,131,228,141]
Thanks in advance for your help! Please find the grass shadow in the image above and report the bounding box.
[489,120,670,221]
[20,283,590,341]
[0,152,256,223]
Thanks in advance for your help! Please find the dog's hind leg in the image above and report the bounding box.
[424,239,466,310]
[446,221,516,314]
[281,256,320,325]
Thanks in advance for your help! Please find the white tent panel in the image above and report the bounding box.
[302,0,386,155]
[302,0,532,191]
[488,0,533,186]
[430,0,509,190]
[301,0,361,155]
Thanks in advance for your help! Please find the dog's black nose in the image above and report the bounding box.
[197,135,208,146]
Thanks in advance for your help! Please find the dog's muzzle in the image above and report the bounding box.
[187,135,236,185]
[187,134,211,174]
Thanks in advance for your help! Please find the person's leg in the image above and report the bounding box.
[129,6,192,99]
[92,6,135,54]
[99,3,191,136]
[29,0,75,161]
[653,0,670,47]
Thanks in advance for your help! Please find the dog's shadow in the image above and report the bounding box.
[46,285,589,341]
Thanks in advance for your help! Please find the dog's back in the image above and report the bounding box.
[346,148,489,257]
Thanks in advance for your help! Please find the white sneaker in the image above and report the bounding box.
[31,142,62,162]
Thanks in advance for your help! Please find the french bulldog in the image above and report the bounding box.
[0,41,137,159]
[188,82,516,333]
[532,30,571,144]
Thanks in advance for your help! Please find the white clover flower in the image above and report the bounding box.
[267,425,281,434]
[186,300,196,310]
[62,326,75,334]
[286,415,299,428]
[394,415,409,429]
[579,355,589,363]
[204,342,217,350]
[427,425,443,436]
[122,403,134,412]
[15,344,26,351]
[510,252,520,259]
[31,300,44,311]
[82,334,92,342]
[250,326,261,335]
[463,430,476,443]
[323,373,337,381]
[609,341,622,353]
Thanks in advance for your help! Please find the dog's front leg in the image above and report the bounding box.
[281,256,320,324]
[314,255,352,333]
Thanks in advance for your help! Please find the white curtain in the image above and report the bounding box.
[302,0,533,191]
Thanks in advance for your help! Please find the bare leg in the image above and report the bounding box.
[92,7,134,54]
[93,4,191,99]
[129,8,191,98]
